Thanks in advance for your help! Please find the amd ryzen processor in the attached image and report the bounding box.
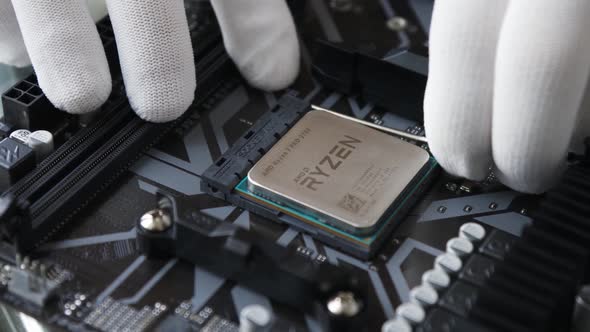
[246,110,431,236]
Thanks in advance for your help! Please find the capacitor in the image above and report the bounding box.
[9,129,31,145]
[27,130,54,161]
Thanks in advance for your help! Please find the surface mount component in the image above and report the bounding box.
[246,109,431,235]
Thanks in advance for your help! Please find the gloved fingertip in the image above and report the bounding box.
[106,0,196,123]
[131,101,193,123]
[429,147,491,182]
[44,76,112,115]
[238,43,300,92]
[494,162,563,194]
[493,141,567,194]
[211,0,301,92]
[129,81,196,123]
[11,0,113,114]
[424,90,493,183]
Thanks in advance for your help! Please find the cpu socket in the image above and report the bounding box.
[234,109,438,256]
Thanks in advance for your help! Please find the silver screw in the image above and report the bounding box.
[327,291,361,317]
[387,17,408,32]
[140,209,172,232]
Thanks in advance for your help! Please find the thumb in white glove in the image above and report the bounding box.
[1,0,299,122]
[424,0,590,193]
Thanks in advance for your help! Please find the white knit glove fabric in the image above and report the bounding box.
[0,0,29,67]
[0,0,299,122]
[425,0,590,193]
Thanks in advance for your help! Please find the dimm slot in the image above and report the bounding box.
[20,47,233,251]
[8,99,131,202]
[7,12,222,205]
[2,11,233,251]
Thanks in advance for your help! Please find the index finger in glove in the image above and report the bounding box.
[492,0,590,193]
[211,0,300,92]
[11,0,111,114]
[424,0,508,181]
[105,0,196,123]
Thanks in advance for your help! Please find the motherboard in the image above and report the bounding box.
[0,1,588,332]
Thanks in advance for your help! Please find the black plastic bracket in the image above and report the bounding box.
[312,40,427,123]
[136,192,370,332]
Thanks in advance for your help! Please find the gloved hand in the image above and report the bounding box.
[424,0,590,194]
[0,0,300,122]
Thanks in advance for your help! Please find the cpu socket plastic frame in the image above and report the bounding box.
[201,94,439,259]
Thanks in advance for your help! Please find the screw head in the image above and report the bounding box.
[327,291,361,317]
[387,16,408,31]
[140,209,172,232]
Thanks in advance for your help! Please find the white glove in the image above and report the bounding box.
[0,0,300,122]
[424,0,590,193]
